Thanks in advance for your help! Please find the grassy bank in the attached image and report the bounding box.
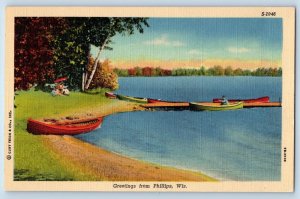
[14,89,113,180]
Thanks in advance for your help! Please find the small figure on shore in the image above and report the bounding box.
[62,86,70,95]
[51,89,61,96]
[221,95,229,105]
[51,77,70,96]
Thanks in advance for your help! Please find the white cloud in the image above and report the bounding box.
[187,49,202,55]
[172,41,185,47]
[227,47,251,53]
[144,34,185,47]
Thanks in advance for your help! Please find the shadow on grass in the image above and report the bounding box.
[84,88,110,95]
[14,169,74,181]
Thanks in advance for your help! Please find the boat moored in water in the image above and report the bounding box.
[117,94,148,104]
[147,98,186,103]
[212,96,269,103]
[189,101,243,111]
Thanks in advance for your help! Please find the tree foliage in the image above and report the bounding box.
[14,17,65,90]
[52,18,90,90]
[14,17,149,91]
[224,66,233,76]
[83,18,149,90]
[52,17,149,90]
[87,57,118,90]
[142,67,153,76]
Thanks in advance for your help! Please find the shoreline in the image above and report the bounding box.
[43,135,216,181]
[42,99,217,181]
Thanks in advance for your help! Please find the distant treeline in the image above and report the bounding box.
[113,66,282,77]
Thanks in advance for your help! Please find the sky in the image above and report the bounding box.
[91,18,282,69]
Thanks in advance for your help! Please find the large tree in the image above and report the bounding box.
[53,17,149,91]
[84,17,149,90]
[52,18,90,90]
[14,17,66,90]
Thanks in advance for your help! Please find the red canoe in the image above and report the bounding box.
[105,92,117,99]
[27,117,104,135]
[212,96,270,103]
[148,98,164,103]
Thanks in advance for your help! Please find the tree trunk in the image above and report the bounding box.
[82,44,91,92]
[84,72,88,86]
[84,37,109,90]
[82,72,85,91]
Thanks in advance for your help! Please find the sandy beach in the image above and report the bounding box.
[43,135,215,181]
[41,99,216,181]
[41,100,145,122]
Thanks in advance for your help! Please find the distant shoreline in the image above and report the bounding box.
[113,66,282,77]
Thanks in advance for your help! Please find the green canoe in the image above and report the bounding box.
[117,94,148,104]
[189,101,243,111]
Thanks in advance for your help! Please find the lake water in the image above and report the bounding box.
[76,76,282,181]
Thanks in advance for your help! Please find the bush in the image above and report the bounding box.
[87,57,119,90]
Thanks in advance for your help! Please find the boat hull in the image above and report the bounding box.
[117,94,148,104]
[147,98,186,103]
[147,98,162,103]
[212,96,269,103]
[190,102,243,111]
[105,91,117,99]
[27,117,104,135]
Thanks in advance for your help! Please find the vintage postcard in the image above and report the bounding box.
[4,7,295,192]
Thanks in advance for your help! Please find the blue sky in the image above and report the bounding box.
[91,18,282,69]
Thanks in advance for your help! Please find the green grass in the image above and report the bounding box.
[14,89,112,181]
